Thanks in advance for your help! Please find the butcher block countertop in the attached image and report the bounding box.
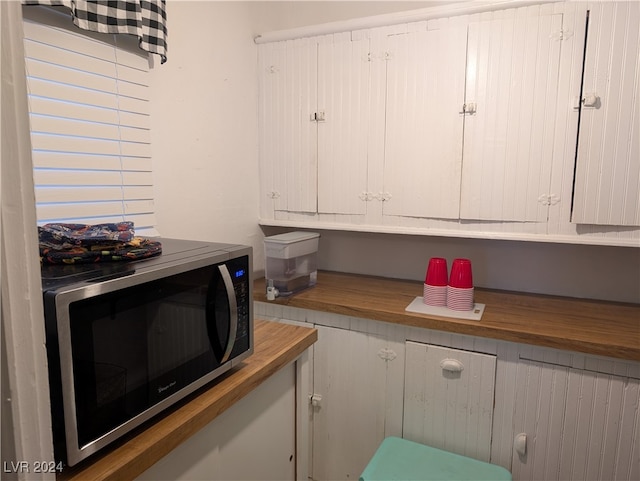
[58,320,317,481]
[254,271,640,362]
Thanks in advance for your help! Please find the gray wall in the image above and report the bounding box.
[261,228,640,303]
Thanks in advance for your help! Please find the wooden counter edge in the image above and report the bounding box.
[58,319,318,481]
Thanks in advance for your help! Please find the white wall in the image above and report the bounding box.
[149,2,264,261]
[149,1,438,273]
[151,1,639,303]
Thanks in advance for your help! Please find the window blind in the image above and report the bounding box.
[22,5,158,236]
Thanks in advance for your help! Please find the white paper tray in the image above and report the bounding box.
[405,296,485,321]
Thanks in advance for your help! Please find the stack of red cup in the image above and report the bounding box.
[447,258,474,310]
[423,257,448,306]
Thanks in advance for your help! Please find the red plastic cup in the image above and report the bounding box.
[425,257,448,286]
[449,258,473,288]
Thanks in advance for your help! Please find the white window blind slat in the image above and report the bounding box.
[23,5,158,236]
[34,170,126,186]
[30,134,122,155]
[120,126,150,144]
[34,170,154,187]
[35,212,157,228]
[30,116,150,144]
[37,201,156,221]
[119,142,150,158]
[119,111,150,130]
[36,185,155,204]
[24,40,118,78]
[28,78,117,109]
[30,115,121,141]
[117,81,149,101]
[121,171,154,185]
[114,45,150,70]
[23,18,117,60]
[116,64,149,87]
[25,57,118,94]
[118,96,149,115]
[28,96,120,125]
[32,151,122,170]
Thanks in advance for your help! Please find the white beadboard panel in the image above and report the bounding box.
[258,38,318,216]
[403,341,496,462]
[383,17,467,220]
[572,2,640,227]
[491,341,521,472]
[258,41,283,219]
[546,2,591,236]
[461,5,563,222]
[317,33,370,216]
[312,325,405,481]
[512,360,640,481]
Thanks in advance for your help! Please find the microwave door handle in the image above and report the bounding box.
[218,264,238,364]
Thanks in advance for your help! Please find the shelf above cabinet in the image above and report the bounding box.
[259,218,640,248]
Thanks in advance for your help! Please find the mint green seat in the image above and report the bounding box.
[360,437,512,481]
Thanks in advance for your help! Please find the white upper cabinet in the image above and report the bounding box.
[461,7,563,222]
[572,2,640,227]
[383,18,467,220]
[257,2,640,246]
[317,33,371,216]
[258,38,318,217]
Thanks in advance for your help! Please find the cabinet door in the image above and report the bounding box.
[571,2,640,226]
[512,360,640,481]
[461,6,563,222]
[403,341,497,462]
[317,33,371,216]
[136,363,297,481]
[311,325,404,481]
[258,38,318,217]
[383,19,467,219]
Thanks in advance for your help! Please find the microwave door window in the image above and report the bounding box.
[68,266,222,448]
[71,295,149,447]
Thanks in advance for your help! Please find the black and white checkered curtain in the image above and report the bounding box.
[25,0,167,63]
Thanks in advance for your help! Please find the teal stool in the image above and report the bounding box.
[360,437,512,481]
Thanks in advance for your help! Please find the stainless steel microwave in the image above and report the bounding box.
[41,238,253,467]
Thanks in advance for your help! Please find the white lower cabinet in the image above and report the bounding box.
[511,359,640,481]
[254,302,640,481]
[403,341,497,462]
[136,362,298,481]
[310,325,404,481]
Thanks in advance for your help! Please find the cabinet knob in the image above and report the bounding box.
[515,432,527,457]
[440,358,464,372]
[582,93,599,107]
[310,393,322,407]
